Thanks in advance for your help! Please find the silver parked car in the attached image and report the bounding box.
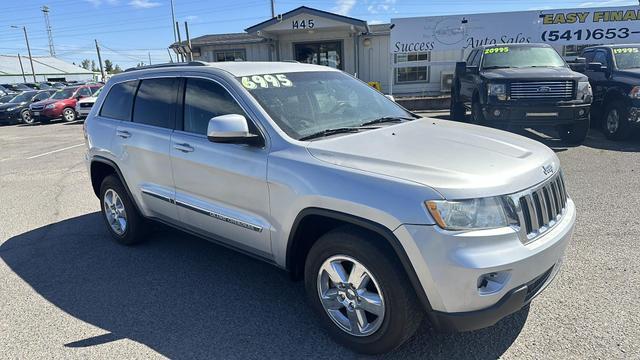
[84,61,576,354]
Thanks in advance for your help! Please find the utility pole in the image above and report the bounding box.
[12,26,37,82]
[185,21,193,61]
[271,0,275,18]
[176,21,184,62]
[148,52,152,65]
[94,39,105,81]
[170,0,177,43]
[167,48,174,63]
[17,54,26,82]
[41,5,56,57]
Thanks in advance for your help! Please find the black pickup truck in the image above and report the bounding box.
[450,43,593,144]
[579,44,640,140]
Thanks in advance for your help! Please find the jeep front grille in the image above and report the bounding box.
[511,172,568,243]
[509,81,574,100]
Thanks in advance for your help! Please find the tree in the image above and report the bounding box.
[80,59,91,70]
[136,61,145,68]
[91,60,97,72]
[104,59,113,73]
[112,65,123,74]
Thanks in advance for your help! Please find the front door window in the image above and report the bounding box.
[294,41,342,70]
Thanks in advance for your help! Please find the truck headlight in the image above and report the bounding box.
[426,197,517,231]
[45,103,56,109]
[576,81,592,103]
[629,86,640,99]
[487,83,506,101]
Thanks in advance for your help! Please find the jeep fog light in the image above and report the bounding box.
[477,271,511,295]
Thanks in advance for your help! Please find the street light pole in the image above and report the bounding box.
[12,26,37,82]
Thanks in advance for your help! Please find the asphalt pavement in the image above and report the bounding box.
[0,116,638,359]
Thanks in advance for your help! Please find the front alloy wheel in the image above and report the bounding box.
[20,110,32,124]
[62,108,76,122]
[317,255,385,336]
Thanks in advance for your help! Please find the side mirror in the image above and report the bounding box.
[569,57,587,72]
[455,61,467,75]
[385,94,395,101]
[207,114,262,146]
[588,62,606,72]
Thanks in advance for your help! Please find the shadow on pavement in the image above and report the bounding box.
[1,212,528,359]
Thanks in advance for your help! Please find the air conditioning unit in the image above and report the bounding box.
[441,72,454,93]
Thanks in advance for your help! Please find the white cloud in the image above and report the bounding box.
[129,0,161,9]
[366,0,396,15]
[85,0,119,6]
[578,0,634,6]
[368,19,386,24]
[333,0,357,16]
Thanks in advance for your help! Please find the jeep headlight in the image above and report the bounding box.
[45,103,55,109]
[426,197,516,231]
[576,81,592,103]
[487,83,506,101]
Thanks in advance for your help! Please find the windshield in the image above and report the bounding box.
[613,47,640,70]
[238,71,412,140]
[482,46,566,69]
[9,91,37,103]
[51,88,76,100]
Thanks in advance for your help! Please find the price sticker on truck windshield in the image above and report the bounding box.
[484,47,510,54]
[241,74,293,90]
[613,48,640,54]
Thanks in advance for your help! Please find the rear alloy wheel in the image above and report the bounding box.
[62,107,77,122]
[602,101,631,141]
[100,175,146,245]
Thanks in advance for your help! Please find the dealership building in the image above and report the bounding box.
[0,55,95,84]
[173,5,640,96]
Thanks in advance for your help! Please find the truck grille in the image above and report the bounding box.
[509,81,574,100]
[512,172,568,243]
[80,102,94,108]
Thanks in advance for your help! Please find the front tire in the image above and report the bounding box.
[99,175,146,245]
[304,227,423,354]
[470,97,486,125]
[602,101,631,140]
[22,110,36,125]
[449,88,466,121]
[559,116,590,145]
[62,107,77,122]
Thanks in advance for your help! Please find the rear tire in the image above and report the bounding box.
[559,116,590,145]
[99,175,146,245]
[602,101,631,140]
[304,227,423,355]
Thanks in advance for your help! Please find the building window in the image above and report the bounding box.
[395,52,430,83]
[214,49,246,62]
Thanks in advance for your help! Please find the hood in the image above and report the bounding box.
[0,102,24,110]
[615,68,640,81]
[306,119,560,199]
[77,96,97,104]
[482,66,587,81]
[32,98,59,107]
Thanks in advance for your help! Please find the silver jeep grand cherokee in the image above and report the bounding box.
[84,61,575,354]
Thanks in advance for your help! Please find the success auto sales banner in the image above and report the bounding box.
[390,6,640,53]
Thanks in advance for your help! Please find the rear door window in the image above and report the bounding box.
[99,80,138,121]
[132,78,179,129]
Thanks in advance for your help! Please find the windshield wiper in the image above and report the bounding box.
[299,127,362,141]
[483,66,511,69]
[360,116,415,127]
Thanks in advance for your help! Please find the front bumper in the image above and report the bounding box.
[32,107,63,119]
[394,198,575,331]
[482,102,590,127]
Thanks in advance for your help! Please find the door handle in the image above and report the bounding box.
[174,143,194,153]
[116,130,131,139]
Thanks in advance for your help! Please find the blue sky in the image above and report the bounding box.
[0,0,636,69]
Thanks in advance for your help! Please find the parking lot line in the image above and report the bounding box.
[26,143,85,160]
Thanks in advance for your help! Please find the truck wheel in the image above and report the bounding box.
[602,101,631,140]
[470,98,485,125]
[304,227,423,355]
[99,175,146,245]
[559,116,590,145]
[449,89,466,121]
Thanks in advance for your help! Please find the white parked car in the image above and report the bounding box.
[75,87,102,118]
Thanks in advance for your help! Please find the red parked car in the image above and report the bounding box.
[29,85,101,123]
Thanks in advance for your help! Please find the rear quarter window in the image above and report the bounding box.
[99,80,138,121]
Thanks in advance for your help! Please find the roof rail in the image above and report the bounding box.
[124,61,208,72]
